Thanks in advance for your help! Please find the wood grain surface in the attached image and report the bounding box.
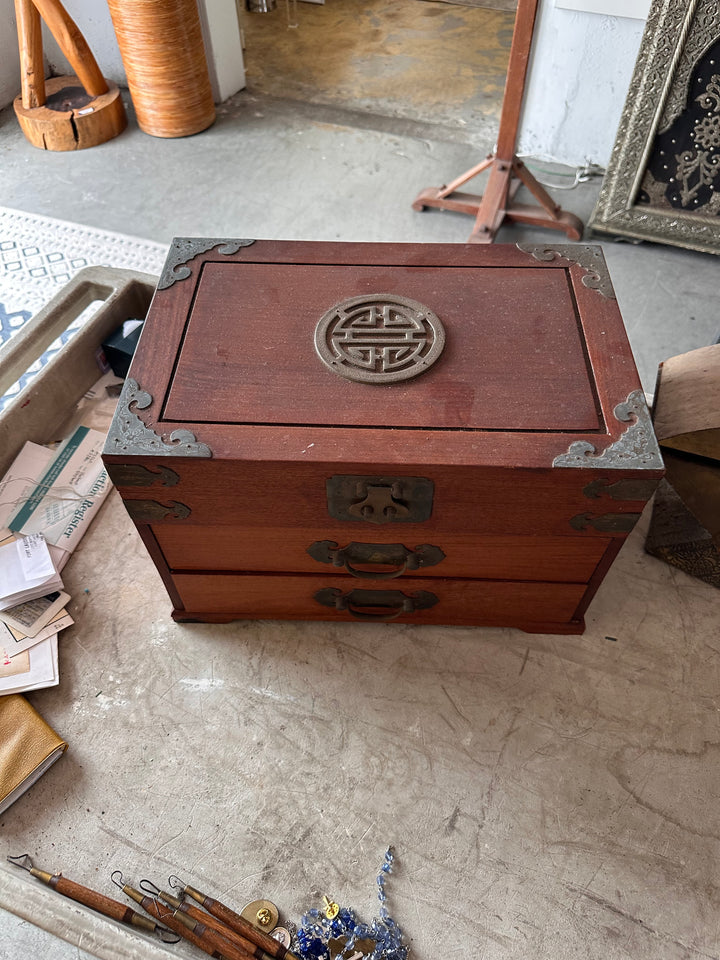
[13,75,126,151]
[171,572,588,631]
[152,524,611,581]
[108,459,648,536]
[165,261,599,431]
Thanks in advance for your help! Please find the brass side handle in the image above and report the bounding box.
[307,541,445,580]
[314,587,439,621]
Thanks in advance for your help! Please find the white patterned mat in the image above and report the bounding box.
[0,206,168,411]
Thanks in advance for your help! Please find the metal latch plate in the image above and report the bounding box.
[326,475,434,524]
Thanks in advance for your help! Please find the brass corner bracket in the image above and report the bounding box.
[105,378,212,457]
[517,243,616,299]
[158,238,256,289]
[553,390,663,469]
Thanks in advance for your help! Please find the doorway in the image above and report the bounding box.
[240,0,514,135]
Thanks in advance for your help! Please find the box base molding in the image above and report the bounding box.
[170,606,586,635]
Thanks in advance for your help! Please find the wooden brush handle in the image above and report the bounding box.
[141,895,254,960]
[14,0,45,108]
[47,875,155,931]
[199,894,290,960]
[30,0,108,97]
[178,900,265,959]
[183,917,258,960]
[140,895,226,957]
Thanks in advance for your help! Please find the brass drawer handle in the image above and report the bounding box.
[307,541,445,580]
[314,587,439,621]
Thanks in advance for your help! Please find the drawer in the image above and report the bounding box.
[152,524,612,582]
[171,572,589,632]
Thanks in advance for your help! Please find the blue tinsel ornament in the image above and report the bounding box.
[295,847,408,960]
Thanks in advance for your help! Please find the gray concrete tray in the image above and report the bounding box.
[0,266,157,476]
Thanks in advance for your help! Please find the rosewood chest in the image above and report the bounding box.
[102,239,663,633]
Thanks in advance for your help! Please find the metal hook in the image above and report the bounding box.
[168,874,185,891]
[7,854,33,871]
[158,926,182,944]
[110,870,126,890]
[139,878,162,897]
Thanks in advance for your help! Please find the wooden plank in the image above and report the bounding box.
[652,344,720,458]
[496,0,539,160]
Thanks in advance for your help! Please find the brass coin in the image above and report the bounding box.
[240,898,279,930]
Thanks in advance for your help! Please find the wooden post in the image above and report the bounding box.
[31,0,108,98]
[412,0,583,244]
[14,0,45,109]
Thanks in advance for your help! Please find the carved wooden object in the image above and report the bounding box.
[103,239,664,633]
[13,0,126,150]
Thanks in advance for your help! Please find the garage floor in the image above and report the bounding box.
[241,0,514,137]
[1,1,719,957]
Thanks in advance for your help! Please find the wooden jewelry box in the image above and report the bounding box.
[102,239,664,633]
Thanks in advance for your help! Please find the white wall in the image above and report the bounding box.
[517,0,646,168]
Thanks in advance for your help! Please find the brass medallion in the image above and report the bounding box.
[314,294,445,384]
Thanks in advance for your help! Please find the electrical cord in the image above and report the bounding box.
[516,157,606,190]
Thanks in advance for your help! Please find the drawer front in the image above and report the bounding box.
[108,460,652,538]
[152,525,611,582]
[172,573,587,630]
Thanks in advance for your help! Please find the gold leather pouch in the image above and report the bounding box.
[0,694,67,815]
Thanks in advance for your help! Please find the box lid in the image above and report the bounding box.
[105,240,663,472]
[163,258,598,432]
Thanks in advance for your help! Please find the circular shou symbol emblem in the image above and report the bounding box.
[314,294,446,384]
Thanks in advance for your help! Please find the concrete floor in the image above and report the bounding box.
[241,0,514,138]
[1,5,720,956]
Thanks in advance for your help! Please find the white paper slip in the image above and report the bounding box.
[0,634,59,695]
[0,611,74,658]
[0,536,63,610]
[0,590,71,637]
[16,533,55,580]
[8,425,112,552]
[0,530,69,575]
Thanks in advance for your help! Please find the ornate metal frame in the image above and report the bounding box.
[589,0,720,255]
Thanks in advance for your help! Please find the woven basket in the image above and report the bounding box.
[107,0,215,138]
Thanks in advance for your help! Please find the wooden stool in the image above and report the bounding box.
[412,0,583,244]
[13,0,126,151]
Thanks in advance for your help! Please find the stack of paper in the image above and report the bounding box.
[0,535,72,695]
[0,535,63,610]
[0,423,110,697]
[0,635,61,696]
[7,425,112,552]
